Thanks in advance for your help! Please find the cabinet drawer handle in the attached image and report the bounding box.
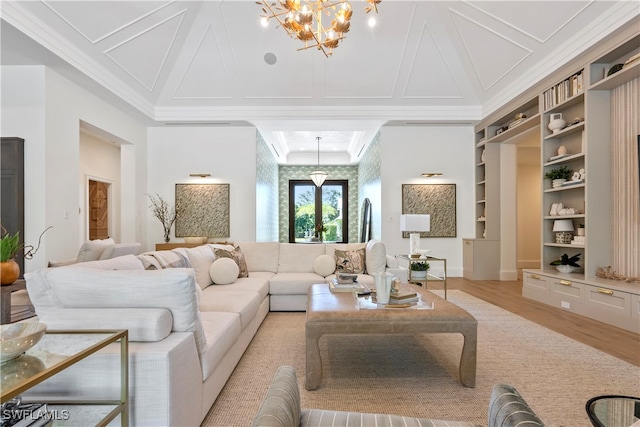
[559,280,572,286]
[530,274,540,279]
[597,288,614,295]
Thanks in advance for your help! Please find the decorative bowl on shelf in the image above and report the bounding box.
[1,322,47,363]
[555,265,575,274]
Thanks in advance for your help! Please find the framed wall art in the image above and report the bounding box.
[175,183,230,237]
[401,184,456,237]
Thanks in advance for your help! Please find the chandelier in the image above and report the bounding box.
[258,0,381,57]
[309,136,328,187]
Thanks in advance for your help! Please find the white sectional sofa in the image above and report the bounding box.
[24,239,403,426]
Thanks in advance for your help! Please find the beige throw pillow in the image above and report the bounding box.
[76,238,115,262]
[214,246,249,278]
[335,248,366,274]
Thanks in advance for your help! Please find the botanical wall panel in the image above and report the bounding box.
[357,132,381,241]
[402,184,456,237]
[256,133,279,242]
[175,184,230,237]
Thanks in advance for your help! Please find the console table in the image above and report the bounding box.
[1,330,129,426]
[396,255,448,300]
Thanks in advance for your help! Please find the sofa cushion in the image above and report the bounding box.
[235,242,280,273]
[268,273,325,295]
[35,267,207,355]
[174,245,215,289]
[198,288,261,331]
[214,247,249,278]
[39,308,172,342]
[335,248,366,274]
[313,254,335,277]
[217,275,272,301]
[76,238,114,262]
[278,244,325,273]
[67,254,144,270]
[199,311,243,381]
[365,239,387,275]
[209,258,239,285]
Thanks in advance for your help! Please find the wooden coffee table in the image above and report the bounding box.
[305,283,477,390]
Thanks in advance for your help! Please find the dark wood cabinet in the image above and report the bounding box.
[1,137,25,277]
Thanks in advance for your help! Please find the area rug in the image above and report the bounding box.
[201,290,640,427]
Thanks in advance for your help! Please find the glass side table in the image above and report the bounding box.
[396,255,447,300]
[586,395,640,427]
[1,329,128,426]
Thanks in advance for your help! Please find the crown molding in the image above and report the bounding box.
[153,105,482,124]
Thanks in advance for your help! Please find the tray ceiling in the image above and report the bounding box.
[1,1,636,164]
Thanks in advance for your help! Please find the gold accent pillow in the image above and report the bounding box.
[214,246,249,278]
[335,248,366,274]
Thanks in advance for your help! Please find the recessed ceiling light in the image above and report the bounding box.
[264,52,277,65]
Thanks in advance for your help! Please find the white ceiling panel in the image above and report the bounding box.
[105,10,185,92]
[451,8,532,91]
[469,1,592,43]
[43,0,171,43]
[2,0,636,164]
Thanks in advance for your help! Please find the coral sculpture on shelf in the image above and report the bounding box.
[595,266,640,283]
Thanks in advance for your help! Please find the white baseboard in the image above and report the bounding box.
[500,270,519,281]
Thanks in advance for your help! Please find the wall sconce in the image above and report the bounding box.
[421,173,443,177]
[189,173,211,178]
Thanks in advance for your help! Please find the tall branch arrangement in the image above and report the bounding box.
[147,193,176,243]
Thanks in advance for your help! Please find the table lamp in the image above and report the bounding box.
[400,214,431,255]
[553,219,574,244]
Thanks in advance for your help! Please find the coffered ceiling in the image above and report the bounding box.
[1,1,636,164]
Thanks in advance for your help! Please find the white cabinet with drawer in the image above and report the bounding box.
[523,269,639,334]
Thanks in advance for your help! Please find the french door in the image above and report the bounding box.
[288,180,348,243]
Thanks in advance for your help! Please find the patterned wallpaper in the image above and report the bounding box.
[278,165,359,243]
[357,132,382,240]
[256,133,279,241]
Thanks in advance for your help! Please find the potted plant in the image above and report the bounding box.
[550,253,581,274]
[410,261,430,280]
[545,166,573,188]
[1,225,52,285]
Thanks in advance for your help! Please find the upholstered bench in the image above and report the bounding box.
[251,366,545,427]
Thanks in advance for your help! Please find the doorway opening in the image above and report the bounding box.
[87,178,112,240]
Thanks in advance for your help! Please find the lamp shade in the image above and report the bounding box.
[400,214,431,232]
[309,170,328,187]
[552,220,574,232]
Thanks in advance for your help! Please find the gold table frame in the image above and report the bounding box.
[1,329,128,427]
[397,254,448,300]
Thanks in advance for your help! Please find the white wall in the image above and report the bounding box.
[146,126,257,248]
[1,66,148,270]
[378,125,475,277]
[79,130,121,241]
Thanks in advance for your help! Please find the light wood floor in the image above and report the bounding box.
[429,277,640,367]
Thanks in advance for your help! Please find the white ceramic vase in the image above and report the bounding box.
[548,113,567,134]
[556,265,575,274]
